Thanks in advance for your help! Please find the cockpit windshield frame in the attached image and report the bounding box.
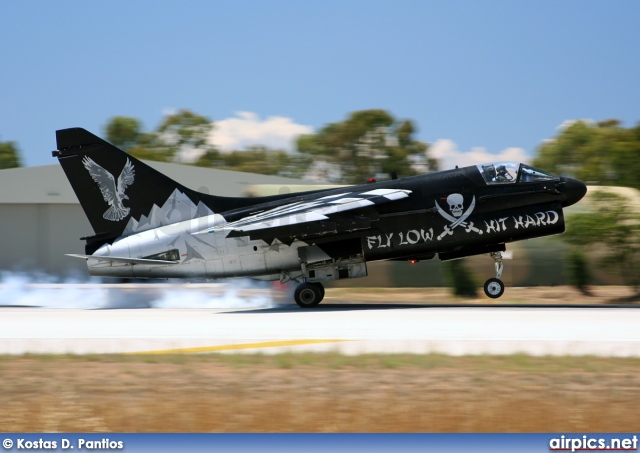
[477,162,560,185]
[518,164,560,183]
[477,162,520,185]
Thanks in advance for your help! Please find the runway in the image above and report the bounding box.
[2,287,640,356]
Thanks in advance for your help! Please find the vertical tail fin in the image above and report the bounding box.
[54,128,300,254]
[54,128,217,240]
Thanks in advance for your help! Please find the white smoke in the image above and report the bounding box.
[153,279,274,309]
[0,272,108,309]
[0,272,275,309]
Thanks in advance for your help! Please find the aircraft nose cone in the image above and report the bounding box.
[561,177,587,207]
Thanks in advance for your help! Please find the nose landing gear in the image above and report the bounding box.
[483,252,505,299]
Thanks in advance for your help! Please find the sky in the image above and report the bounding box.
[2,0,639,170]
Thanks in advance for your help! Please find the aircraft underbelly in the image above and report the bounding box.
[85,260,135,278]
[84,230,305,279]
[133,261,207,278]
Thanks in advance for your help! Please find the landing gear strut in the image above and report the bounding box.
[483,252,505,299]
[294,282,325,308]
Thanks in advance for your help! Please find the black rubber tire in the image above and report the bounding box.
[294,282,323,308]
[484,278,505,299]
[312,282,325,302]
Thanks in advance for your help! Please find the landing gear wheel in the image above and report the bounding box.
[484,278,505,299]
[294,282,323,308]
[311,282,325,301]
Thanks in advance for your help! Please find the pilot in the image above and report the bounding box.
[495,165,512,182]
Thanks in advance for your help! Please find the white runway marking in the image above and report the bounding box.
[2,304,640,356]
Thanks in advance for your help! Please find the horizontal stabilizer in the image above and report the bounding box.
[66,254,179,265]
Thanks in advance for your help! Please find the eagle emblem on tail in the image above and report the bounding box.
[82,156,135,221]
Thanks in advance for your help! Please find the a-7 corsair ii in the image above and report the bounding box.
[54,128,587,307]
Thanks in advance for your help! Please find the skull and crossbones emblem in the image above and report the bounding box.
[435,193,483,240]
[447,193,464,217]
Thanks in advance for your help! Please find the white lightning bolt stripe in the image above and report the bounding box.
[197,188,411,235]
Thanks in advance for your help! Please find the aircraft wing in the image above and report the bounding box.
[198,188,411,240]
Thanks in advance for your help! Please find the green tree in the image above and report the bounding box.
[104,110,216,163]
[533,120,640,190]
[0,141,22,169]
[444,259,478,298]
[127,132,176,162]
[157,109,215,161]
[196,146,312,179]
[566,249,592,295]
[105,116,142,151]
[563,190,640,294]
[296,109,436,184]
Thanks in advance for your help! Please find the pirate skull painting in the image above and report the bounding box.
[447,193,464,217]
[435,193,483,240]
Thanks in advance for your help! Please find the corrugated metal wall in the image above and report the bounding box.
[0,204,90,276]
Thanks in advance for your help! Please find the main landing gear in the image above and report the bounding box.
[294,282,325,308]
[483,252,505,299]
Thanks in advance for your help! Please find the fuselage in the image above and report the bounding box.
[85,162,586,281]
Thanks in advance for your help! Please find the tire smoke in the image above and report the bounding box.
[0,272,275,309]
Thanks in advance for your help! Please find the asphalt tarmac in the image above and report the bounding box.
[2,294,639,356]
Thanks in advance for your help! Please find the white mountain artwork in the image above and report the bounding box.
[119,189,218,262]
[122,188,216,235]
[82,157,135,221]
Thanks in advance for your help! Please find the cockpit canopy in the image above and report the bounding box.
[477,162,559,185]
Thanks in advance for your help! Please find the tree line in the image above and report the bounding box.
[532,119,640,190]
[104,109,436,184]
[2,111,639,190]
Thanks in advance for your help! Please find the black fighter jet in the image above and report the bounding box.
[54,128,587,307]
